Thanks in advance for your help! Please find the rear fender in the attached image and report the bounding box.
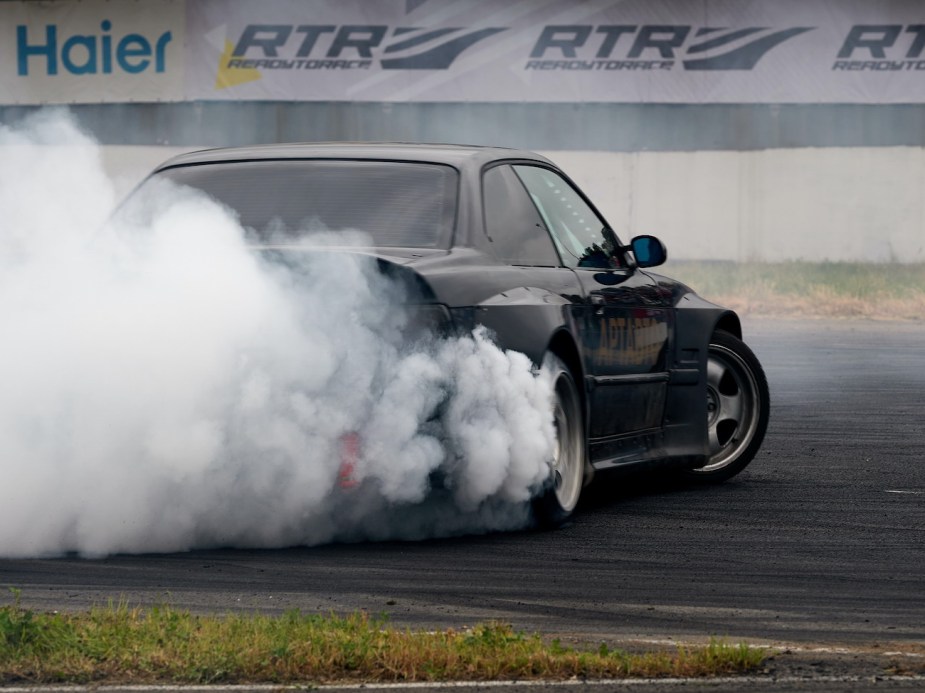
[465,287,576,367]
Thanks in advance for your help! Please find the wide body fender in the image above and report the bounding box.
[662,289,743,463]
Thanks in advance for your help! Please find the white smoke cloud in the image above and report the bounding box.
[0,110,557,558]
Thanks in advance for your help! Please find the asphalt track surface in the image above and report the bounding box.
[2,318,925,686]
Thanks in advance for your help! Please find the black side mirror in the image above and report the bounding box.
[630,235,667,268]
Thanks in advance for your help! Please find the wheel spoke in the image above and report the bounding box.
[718,390,744,424]
[707,424,722,455]
[706,358,726,390]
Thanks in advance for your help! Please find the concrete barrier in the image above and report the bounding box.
[546,147,925,263]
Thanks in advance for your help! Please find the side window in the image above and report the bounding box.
[512,165,623,270]
[482,165,560,266]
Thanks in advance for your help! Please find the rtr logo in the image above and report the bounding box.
[833,25,925,71]
[17,21,172,75]
[226,24,505,72]
[526,25,813,72]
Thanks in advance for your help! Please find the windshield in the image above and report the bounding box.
[151,159,459,248]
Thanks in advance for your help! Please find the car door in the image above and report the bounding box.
[510,164,673,440]
[472,164,585,362]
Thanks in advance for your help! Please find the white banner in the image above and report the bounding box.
[0,0,185,105]
[187,0,925,104]
[2,0,923,105]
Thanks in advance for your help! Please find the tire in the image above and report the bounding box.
[533,355,586,526]
[683,330,770,483]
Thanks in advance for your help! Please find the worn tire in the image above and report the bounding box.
[682,330,769,483]
[533,355,586,526]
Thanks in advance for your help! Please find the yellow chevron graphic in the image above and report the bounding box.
[215,39,261,90]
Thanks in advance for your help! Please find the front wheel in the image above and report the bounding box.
[683,330,769,483]
[533,356,586,526]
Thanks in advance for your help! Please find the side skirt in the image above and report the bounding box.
[589,428,706,473]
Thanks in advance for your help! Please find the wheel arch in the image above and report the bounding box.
[547,329,584,401]
[712,311,742,340]
[664,300,744,464]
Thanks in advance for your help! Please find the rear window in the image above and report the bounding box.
[154,160,458,248]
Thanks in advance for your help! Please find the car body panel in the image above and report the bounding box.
[148,143,749,477]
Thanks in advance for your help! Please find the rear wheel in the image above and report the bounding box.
[684,330,769,483]
[533,356,585,526]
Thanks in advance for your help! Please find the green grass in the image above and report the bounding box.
[665,262,925,319]
[0,600,765,684]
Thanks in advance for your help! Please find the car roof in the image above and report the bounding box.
[154,142,554,173]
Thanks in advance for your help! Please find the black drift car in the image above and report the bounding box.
[145,143,769,524]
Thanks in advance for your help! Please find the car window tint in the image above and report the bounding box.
[482,165,559,266]
[157,160,457,248]
[512,165,622,269]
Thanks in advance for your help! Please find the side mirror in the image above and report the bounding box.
[630,235,667,268]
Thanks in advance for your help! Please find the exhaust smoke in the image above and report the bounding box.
[0,111,556,558]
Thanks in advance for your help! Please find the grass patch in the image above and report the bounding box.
[0,601,764,684]
[666,262,925,320]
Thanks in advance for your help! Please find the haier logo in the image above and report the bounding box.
[17,21,172,76]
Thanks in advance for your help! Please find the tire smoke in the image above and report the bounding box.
[0,111,556,558]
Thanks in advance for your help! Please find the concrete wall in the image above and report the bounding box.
[548,147,925,263]
[104,145,925,263]
[9,102,925,152]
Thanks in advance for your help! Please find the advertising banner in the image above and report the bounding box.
[187,0,925,104]
[0,0,184,104]
[2,0,923,105]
